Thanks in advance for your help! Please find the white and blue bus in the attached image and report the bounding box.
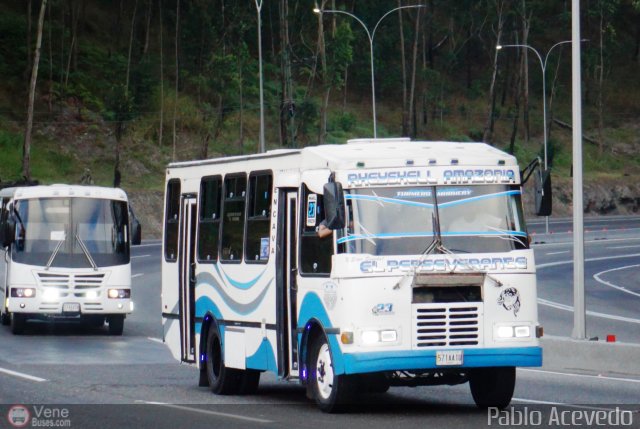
[0,185,141,335]
[161,138,550,412]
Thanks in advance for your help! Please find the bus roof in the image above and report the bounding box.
[4,185,128,201]
[167,139,517,171]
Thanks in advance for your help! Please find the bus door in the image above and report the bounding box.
[285,192,300,377]
[179,195,197,363]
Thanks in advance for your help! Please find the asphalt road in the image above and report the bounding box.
[1,217,639,428]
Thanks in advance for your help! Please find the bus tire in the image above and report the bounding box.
[308,334,355,413]
[83,315,105,328]
[205,327,241,395]
[1,310,9,326]
[10,313,25,335]
[469,366,515,409]
[107,315,125,335]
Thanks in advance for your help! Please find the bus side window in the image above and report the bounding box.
[299,185,332,276]
[198,176,222,262]
[164,179,181,262]
[245,172,272,263]
[220,174,247,263]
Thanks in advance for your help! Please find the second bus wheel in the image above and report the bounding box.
[107,315,125,335]
[308,334,356,413]
[469,366,516,409]
[205,327,241,395]
[10,313,25,335]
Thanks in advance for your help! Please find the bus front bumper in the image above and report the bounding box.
[341,346,542,374]
[7,297,133,315]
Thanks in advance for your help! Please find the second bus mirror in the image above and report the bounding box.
[131,218,142,246]
[535,169,552,216]
[323,182,346,230]
[1,217,15,248]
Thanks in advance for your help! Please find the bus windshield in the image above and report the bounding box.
[11,197,130,268]
[339,185,527,255]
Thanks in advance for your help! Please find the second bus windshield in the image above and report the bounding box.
[339,185,527,255]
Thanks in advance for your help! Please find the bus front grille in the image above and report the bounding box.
[35,273,106,290]
[413,304,481,348]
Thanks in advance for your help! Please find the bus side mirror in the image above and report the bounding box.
[1,217,16,248]
[535,169,552,216]
[131,217,142,245]
[323,182,345,229]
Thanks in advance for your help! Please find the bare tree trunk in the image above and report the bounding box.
[398,0,409,136]
[509,49,522,154]
[316,0,328,145]
[521,0,531,142]
[158,0,164,147]
[482,0,505,143]
[47,0,53,114]
[408,8,422,138]
[172,0,180,161]
[64,0,80,87]
[142,0,152,57]
[23,0,48,180]
[597,2,605,155]
[239,55,245,153]
[546,47,564,145]
[27,0,33,81]
[125,0,138,96]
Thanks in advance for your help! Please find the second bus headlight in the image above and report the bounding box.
[11,288,36,298]
[107,289,131,299]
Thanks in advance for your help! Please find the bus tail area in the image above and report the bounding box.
[160,139,551,412]
[0,185,141,335]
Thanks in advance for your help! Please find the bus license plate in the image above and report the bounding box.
[62,303,81,313]
[436,350,463,366]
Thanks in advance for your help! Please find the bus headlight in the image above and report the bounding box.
[11,288,36,298]
[495,324,531,339]
[85,290,98,299]
[108,289,131,299]
[361,329,398,345]
[42,288,59,300]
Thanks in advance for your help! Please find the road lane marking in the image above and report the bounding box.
[593,265,640,298]
[138,401,272,424]
[546,251,570,255]
[0,367,47,382]
[537,252,640,269]
[134,243,162,248]
[538,298,640,325]
[131,254,151,259]
[519,368,640,384]
[607,245,640,250]
[513,397,630,412]
[147,337,164,344]
[132,273,144,279]
[533,237,640,247]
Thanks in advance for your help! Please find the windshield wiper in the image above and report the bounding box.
[75,234,98,271]
[45,238,66,271]
[422,207,452,255]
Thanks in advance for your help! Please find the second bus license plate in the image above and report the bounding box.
[436,350,463,366]
[62,303,81,313]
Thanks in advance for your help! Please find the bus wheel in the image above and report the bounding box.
[107,315,125,335]
[308,334,355,413]
[205,327,241,395]
[83,315,105,328]
[469,367,515,409]
[1,310,9,326]
[238,370,261,395]
[10,313,25,335]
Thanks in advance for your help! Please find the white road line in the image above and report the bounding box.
[131,254,151,259]
[132,273,144,279]
[546,251,570,255]
[147,337,164,344]
[538,298,640,325]
[134,243,162,248]
[519,368,640,384]
[138,401,272,424]
[593,264,640,299]
[512,397,626,412]
[0,367,47,382]
[537,252,640,269]
[608,245,640,250]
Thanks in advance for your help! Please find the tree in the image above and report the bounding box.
[23,0,48,180]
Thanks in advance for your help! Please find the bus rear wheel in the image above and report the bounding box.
[308,334,355,413]
[107,315,125,335]
[1,309,9,326]
[205,327,241,395]
[10,313,25,335]
[469,366,516,409]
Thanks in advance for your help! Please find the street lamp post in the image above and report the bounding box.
[497,40,578,234]
[255,0,266,153]
[314,5,425,139]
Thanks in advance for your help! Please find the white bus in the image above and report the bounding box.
[161,138,551,412]
[0,185,141,335]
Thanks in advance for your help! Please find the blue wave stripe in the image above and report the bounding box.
[213,264,266,290]
[346,194,434,209]
[337,230,527,244]
[438,190,521,208]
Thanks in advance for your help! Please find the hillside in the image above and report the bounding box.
[1,0,640,237]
